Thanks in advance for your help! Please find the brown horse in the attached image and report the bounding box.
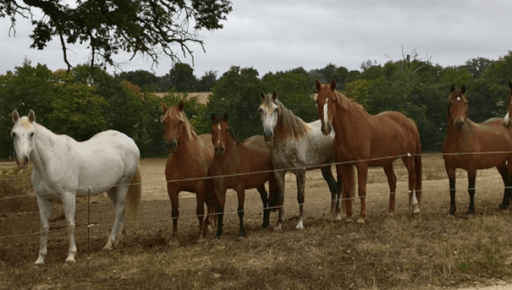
[443,85,512,214]
[209,113,276,239]
[315,80,422,223]
[162,101,215,243]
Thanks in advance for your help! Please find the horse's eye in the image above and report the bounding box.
[30,132,34,138]
[258,108,262,113]
[274,108,278,114]
[12,132,16,138]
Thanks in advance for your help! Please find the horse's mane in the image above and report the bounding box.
[333,90,369,117]
[164,105,199,140]
[275,99,311,141]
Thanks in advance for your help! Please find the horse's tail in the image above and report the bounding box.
[414,137,423,204]
[125,165,142,225]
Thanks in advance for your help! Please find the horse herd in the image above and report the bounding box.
[9,80,512,264]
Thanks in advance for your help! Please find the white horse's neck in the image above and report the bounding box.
[30,123,75,173]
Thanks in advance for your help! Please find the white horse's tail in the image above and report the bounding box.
[125,165,142,225]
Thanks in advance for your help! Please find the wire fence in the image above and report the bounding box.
[1,150,511,241]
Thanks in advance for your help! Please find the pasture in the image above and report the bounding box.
[1,155,512,289]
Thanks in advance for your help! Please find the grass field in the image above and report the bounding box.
[1,154,512,290]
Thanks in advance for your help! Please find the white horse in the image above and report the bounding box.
[258,91,342,230]
[10,110,142,264]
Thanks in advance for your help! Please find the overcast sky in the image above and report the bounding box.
[1,0,511,78]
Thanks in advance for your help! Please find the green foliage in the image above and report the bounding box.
[2,0,232,70]
[203,66,262,140]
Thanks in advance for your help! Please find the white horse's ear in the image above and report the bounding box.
[28,110,36,123]
[178,101,185,111]
[162,102,169,113]
[329,80,337,91]
[259,90,266,101]
[272,90,278,102]
[10,110,20,123]
[315,80,322,92]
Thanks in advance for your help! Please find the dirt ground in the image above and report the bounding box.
[0,157,511,289]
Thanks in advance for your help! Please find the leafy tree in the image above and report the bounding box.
[261,67,316,123]
[1,0,232,70]
[462,57,492,79]
[165,63,198,92]
[0,61,107,158]
[197,70,218,92]
[118,70,160,92]
[202,66,261,140]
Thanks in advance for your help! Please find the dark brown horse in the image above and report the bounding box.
[443,85,512,214]
[209,113,276,239]
[315,80,422,223]
[162,101,215,244]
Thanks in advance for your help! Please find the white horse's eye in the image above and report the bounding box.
[30,132,34,138]
[12,132,17,138]
[274,108,278,114]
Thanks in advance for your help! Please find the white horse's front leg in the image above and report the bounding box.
[273,170,286,231]
[62,192,77,263]
[295,170,306,230]
[35,195,53,265]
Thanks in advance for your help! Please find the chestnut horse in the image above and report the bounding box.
[162,101,215,243]
[315,80,422,223]
[209,113,276,239]
[258,91,342,230]
[443,85,512,214]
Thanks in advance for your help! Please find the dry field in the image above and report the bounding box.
[1,154,512,289]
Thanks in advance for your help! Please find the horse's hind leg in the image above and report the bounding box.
[401,156,419,214]
[61,192,78,263]
[321,166,341,220]
[35,195,52,265]
[497,163,511,210]
[105,185,128,250]
[383,164,397,213]
[256,186,269,229]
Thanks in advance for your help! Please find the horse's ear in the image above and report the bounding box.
[461,85,466,94]
[223,112,228,121]
[28,110,36,123]
[10,110,19,123]
[259,90,266,101]
[450,85,455,93]
[329,80,337,91]
[178,101,185,111]
[272,90,278,102]
[509,80,512,90]
[210,113,216,122]
[161,102,169,113]
[315,80,322,92]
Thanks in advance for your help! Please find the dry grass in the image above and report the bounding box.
[1,155,512,290]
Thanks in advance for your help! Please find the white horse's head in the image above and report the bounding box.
[258,91,280,141]
[10,109,36,169]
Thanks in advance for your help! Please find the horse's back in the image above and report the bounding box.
[244,135,270,153]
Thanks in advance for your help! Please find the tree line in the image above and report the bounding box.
[1,52,512,159]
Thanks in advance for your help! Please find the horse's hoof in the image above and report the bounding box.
[102,246,113,251]
[356,218,365,224]
[465,213,475,219]
[168,239,180,247]
[236,236,246,242]
[386,212,395,217]
[413,207,420,214]
[295,222,304,230]
[273,225,283,232]
[34,258,45,265]
[65,257,76,264]
[344,218,353,223]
